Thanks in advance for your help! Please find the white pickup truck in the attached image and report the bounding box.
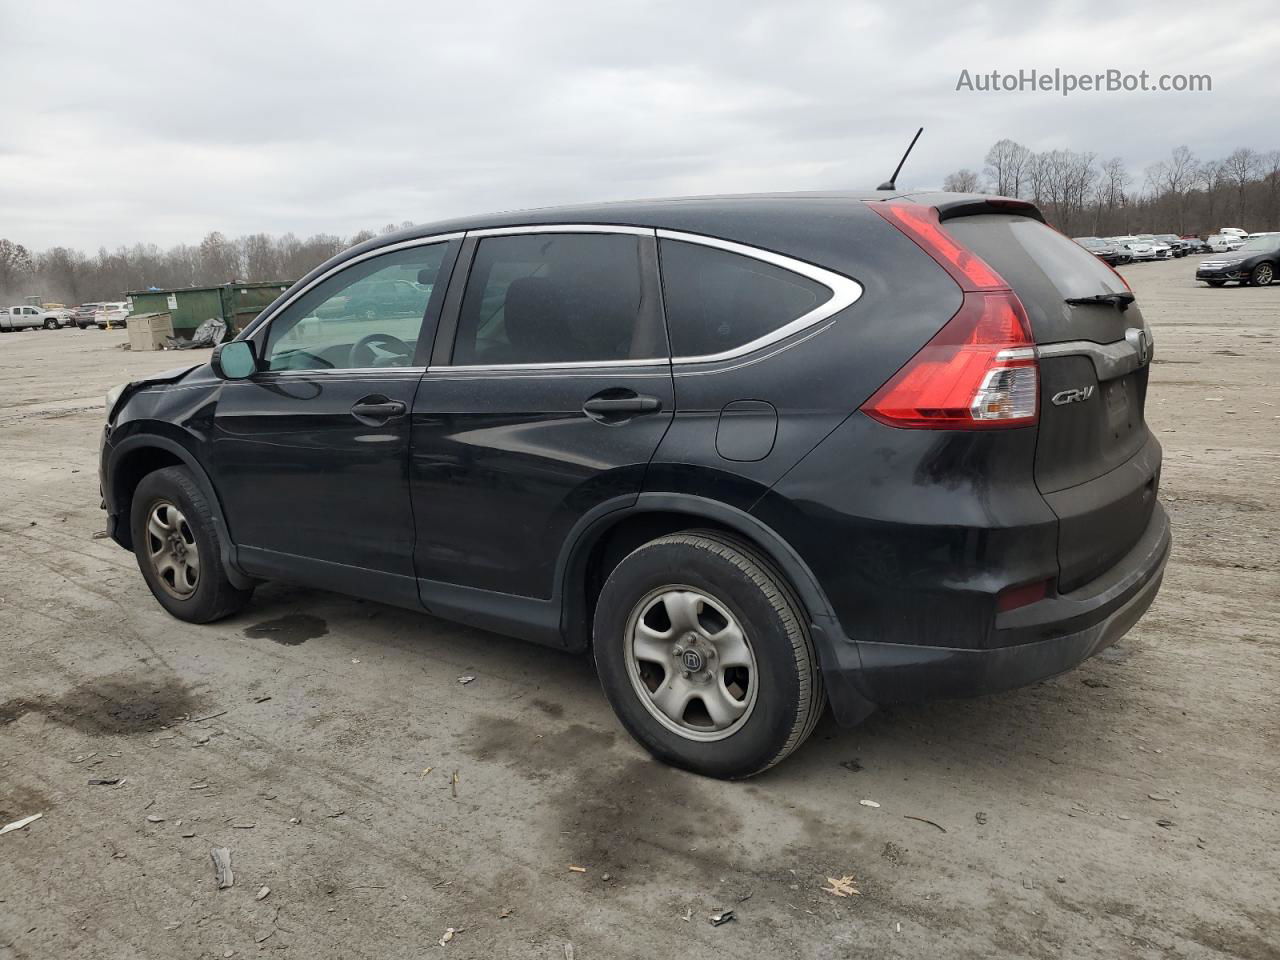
[1,305,68,331]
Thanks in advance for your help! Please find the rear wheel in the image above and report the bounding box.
[130,466,253,623]
[1249,262,1275,286]
[593,531,824,779]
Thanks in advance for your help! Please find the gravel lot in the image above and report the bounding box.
[1,257,1277,959]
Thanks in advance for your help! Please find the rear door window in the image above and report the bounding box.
[658,239,832,359]
[451,232,661,366]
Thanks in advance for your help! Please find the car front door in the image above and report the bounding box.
[409,227,674,633]
[211,237,461,607]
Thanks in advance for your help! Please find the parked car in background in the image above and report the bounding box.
[1154,234,1188,257]
[1135,235,1173,260]
[93,302,131,329]
[1073,236,1131,265]
[99,190,1169,778]
[73,303,104,328]
[1196,233,1280,287]
[1110,235,1156,260]
[1245,232,1279,242]
[1207,234,1245,253]
[1180,236,1208,254]
[1218,227,1247,238]
[2,304,65,331]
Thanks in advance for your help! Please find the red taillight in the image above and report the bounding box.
[862,291,1038,429]
[865,202,1039,430]
[871,203,1005,290]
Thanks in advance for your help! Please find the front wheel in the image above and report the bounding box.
[1249,262,1275,286]
[593,531,824,779]
[130,466,253,623]
[43,318,58,330]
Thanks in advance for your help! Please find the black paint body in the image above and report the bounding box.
[101,191,1170,724]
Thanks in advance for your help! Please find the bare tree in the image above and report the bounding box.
[1195,161,1223,232]
[1095,157,1132,232]
[198,232,242,283]
[1222,148,1261,227]
[1262,151,1280,233]
[984,139,1031,198]
[943,169,982,192]
[0,239,36,296]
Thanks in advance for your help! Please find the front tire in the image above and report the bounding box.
[130,466,252,623]
[1249,262,1275,286]
[593,531,824,779]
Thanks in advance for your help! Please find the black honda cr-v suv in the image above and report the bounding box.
[100,191,1170,778]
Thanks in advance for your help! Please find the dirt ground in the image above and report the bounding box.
[1,258,1277,960]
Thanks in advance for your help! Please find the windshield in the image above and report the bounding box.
[1238,237,1280,254]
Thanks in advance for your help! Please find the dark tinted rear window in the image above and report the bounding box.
[659,239,831,358]
[947,216,1127,299]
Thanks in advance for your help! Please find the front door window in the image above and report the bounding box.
[264,243,450,371]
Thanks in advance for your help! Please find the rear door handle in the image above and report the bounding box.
[583,396,662,415]
[351,397,407,424]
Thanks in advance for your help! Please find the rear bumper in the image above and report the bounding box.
[818,503,1170,723]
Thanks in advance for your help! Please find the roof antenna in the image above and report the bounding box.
[877,127,924,191]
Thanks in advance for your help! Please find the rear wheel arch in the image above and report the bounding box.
[559,494,837,652]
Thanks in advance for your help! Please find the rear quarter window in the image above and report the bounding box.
[658,239,832,359]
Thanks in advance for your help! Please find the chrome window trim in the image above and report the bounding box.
[656,229,864,365]
[467,224,655,238]
[429,224,862,373]
[238,232,464,340]
[427,359,668,374]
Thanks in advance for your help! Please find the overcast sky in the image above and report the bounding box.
[3,0,1278,250]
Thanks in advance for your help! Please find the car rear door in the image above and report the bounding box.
[944,214,1160,591]
[408,226,674,622]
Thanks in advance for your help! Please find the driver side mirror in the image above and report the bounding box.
[212,340,259,380]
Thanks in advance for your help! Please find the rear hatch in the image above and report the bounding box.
[944,214,1159,592]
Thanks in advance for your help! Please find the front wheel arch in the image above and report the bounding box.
[107,435,254,589]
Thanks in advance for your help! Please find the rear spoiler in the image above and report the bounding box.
[933,197,1046,224]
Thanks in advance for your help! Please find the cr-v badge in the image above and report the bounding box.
[1052,385,1096,406]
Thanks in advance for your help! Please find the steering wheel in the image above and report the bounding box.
[349,332,412,368]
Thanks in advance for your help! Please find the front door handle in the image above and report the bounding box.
[351,397,407,424]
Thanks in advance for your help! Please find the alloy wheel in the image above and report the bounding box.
[624,586,758,741]
[145,500,200,599]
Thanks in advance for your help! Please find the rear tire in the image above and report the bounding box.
[130,466,253,623]
[593,530,824,779]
